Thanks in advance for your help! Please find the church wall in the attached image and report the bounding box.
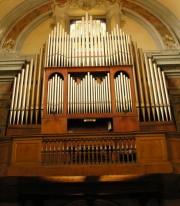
[20,19,52,55]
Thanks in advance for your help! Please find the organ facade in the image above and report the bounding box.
[0,2,180,205]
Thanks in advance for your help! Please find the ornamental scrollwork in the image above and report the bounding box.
[52,0,124,10]
[3,38,15,52]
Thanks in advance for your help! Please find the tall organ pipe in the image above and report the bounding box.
[9,76,17,125]
[25,59,33,124]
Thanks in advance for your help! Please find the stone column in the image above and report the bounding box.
[51,5,70,32]
[106,4,124,32]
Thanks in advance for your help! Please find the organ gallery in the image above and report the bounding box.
[0,1,180,205]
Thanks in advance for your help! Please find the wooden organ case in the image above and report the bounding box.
[6,12,176,136]
[42,66,138,133]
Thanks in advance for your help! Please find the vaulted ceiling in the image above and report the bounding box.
[0,0,180,54]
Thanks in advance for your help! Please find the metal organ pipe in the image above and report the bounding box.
[13,73,20,125]
[9,76,17,125]
[26,59,33,124]
[21,64,29,125]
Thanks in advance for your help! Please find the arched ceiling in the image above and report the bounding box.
[0,0,180,54]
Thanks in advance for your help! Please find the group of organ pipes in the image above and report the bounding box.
[46,13,131,68]
[8,12,173,131]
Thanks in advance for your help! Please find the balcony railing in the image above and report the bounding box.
[41,136,136,165]
[1,132,179,176]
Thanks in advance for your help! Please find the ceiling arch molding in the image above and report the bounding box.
[0,0,179,52]
[124,8,164,50]
[0,0,50,46]
[14,12,52,53]
[129,0,180,41]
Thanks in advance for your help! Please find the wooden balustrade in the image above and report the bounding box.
[1,132,179,176]
[41,136,136,165]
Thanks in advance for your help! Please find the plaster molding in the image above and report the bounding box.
[0,0,50,48]
[15,12,52,53]
[129,0,180,44]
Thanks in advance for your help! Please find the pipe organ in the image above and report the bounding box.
[7,13,175,135]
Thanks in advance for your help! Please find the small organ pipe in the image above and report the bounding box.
[68,74,70,114]
[85,12,89,66]
[139,49,150,121]
[47,34,50,67]
[41,70,45,118]
[58,25,62,66]
[57,77,60,113]
[127,36,131,65]
[30,54,38,124]
[162,71,172,120]
[116,25,122,64]
[25,59,33,124]
[153,63,165,121]
[13,73,20,124]
[114,27,119,65]
[120,30,125,64]
[9,76,17,125]
[54,74,57,112]
[55,23,59,67]
[133,43,145,120]
[64,32,67,67]
[148,58,160,121]
[144,53,155,121]
[97,26,102,66]
[51,77,54,112]
[94,29,98,66]
[114,78,118,111]
[17,69,25,124]
[129,40,139,114]
[21,64,29,124]
[47,80,50,113]
[123,33,128,64]
[106,32,111,65]
[111,30,116,65]
[67,34,70,67]
[127,78,132,111]
[157,68,168,121]
[60,77,62,113]
[35,48,43,123]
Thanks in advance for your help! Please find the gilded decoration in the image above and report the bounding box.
[53,0,124,9]
[163,34,177,49]
[3,38,15,51]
